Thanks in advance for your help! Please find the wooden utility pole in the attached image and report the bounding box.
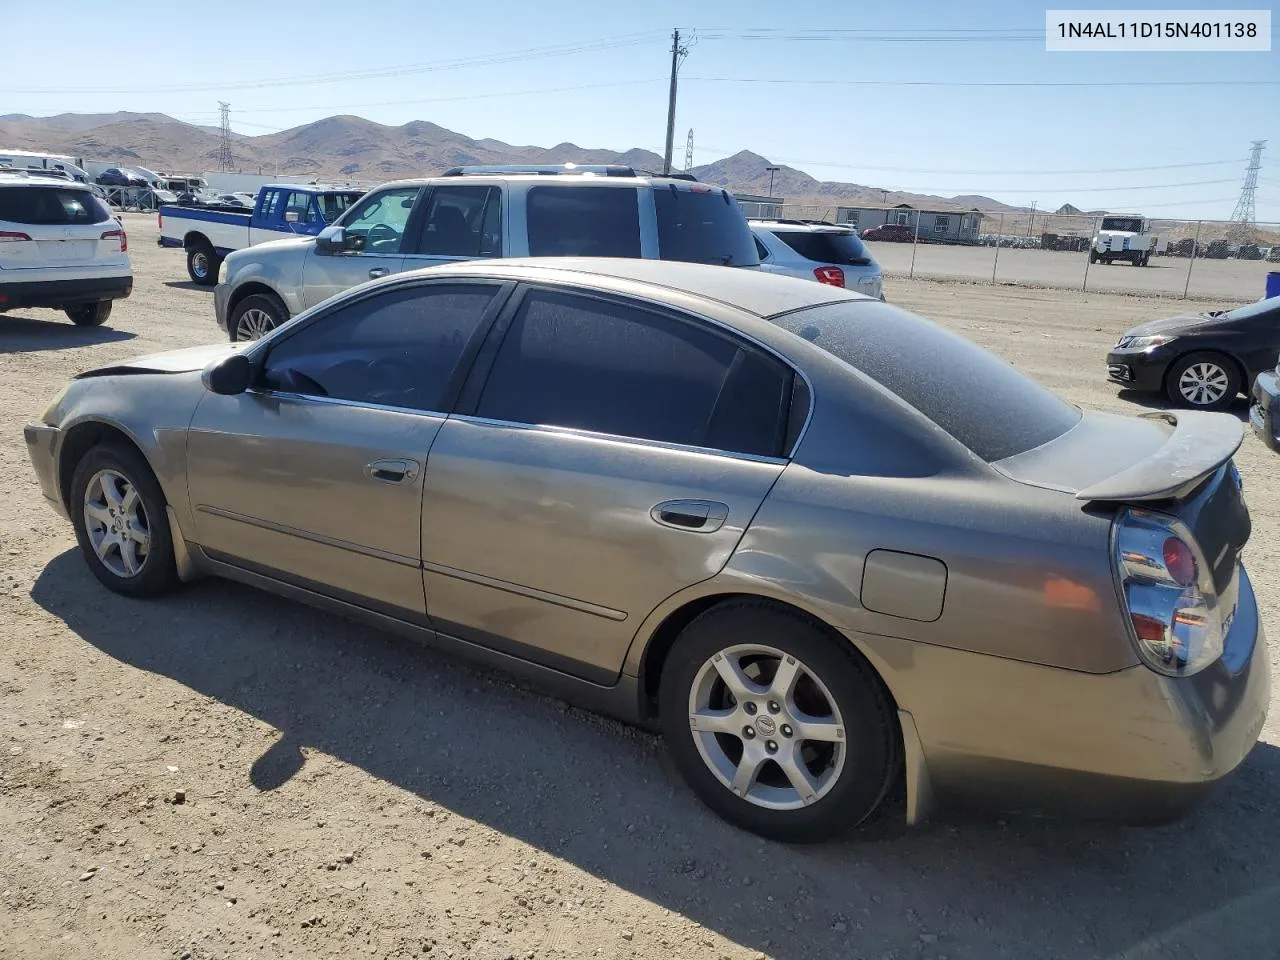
[662,29,684,175]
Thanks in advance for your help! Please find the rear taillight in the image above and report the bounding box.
[0,231,32,242]
[814,266,845,286]
[101,228,127,252]
[1114,508,1225,676]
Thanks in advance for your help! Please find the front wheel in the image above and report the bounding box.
[229,292,288,342]
[65,301,111,326]
[1089,251,1098,264]
[187,245,219,286]
[1166,352,1240,411]
[69,444,179,597]
[659,600,900,843]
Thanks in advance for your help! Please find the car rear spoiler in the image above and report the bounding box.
[1074,410,1243,502]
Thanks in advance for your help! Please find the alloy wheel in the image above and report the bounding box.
[82,469,150,578]
[1178,361,1229,406]
[191,251,209,279]
[235,308,276,341]
[687,643,846,810]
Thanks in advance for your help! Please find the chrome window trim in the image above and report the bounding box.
[448,413,789,467]
[246,388,450,420]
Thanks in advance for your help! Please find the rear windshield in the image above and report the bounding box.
[0,187,112,225]
[527,185,641,258]
[654,187,759,266]
[772,301,1081,461]
[774,230,870,265]
[317,191,363,223]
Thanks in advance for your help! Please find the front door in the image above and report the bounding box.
[300,185,422,310]
[420,286,797,682]
[186,279,508,621]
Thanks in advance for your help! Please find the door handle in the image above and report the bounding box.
[651,499,729,533]
[365,458,420,484]
[368,267,390,279]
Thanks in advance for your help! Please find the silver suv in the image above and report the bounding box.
[751,220,884,300]
[214,165,759,341]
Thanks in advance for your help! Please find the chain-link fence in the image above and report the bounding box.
[770,204,1280,302]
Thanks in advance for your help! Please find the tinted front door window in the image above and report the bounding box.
[262,284,499,412]
[475,290,790,457]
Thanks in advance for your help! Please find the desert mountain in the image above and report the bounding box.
[0,111,1024,212]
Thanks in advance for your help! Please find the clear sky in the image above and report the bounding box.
[3,0,1277,221]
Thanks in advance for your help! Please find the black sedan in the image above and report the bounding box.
[1106,297,1280,411]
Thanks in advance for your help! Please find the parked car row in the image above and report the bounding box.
[10,162,1274,843]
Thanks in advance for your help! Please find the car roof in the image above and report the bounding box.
[421,258,862,318]
[0,170,90,188]
[368,173,715,191]
[750,221,855,235]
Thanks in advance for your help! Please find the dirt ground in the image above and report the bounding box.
[2,214,1279,960]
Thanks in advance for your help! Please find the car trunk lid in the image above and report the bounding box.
[995,410,1249,594]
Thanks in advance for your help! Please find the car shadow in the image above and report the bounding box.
[163,281,209,292]
[29,549,1280,960]
[0,314,135,352]
[1116,389,1250,422]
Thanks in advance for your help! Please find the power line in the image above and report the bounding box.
[686,76,1279,89]
[694,149,1248,176]
[0,32,667,95]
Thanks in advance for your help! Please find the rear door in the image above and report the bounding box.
[0,185,125,278]
[300,185,421,309]
[419,285,796,682]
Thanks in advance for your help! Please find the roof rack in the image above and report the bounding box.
[441,163,638,178]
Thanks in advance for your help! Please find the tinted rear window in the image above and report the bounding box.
[654,187,759,266]
[772,301,1081,461]
[774,230,870,265]
[526,186,641,258]
[0,187,112,225]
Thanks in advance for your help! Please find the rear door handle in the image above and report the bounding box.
[365,458,419,484]
[651,499,729,533]
[368,267,390,279]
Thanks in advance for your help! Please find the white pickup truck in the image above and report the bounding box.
[1089,214,1163,267]
[158,183,364,285]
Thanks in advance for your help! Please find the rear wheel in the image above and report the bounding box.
[65,301,111,327]
[1166,352,1240,411]
[659,600,900,843]
[1089,251,1098,264]
[230,292,288,342]
[187,244,219,286]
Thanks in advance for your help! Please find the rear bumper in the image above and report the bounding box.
[0,275,132,310]
[880,566,1269,824]
[1106,347,1169,393]
[1250,369,1280,452]
[22,423,66,519]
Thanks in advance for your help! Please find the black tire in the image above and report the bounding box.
[658,599,900,843]
[1088,251,1098,264]
[69,443,179,598]
[1165,351,1240,411]
[186,244,219,286]
[65,301,111,327]
[229,292,288,342]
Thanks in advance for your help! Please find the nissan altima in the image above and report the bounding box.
[25,260,1268,841]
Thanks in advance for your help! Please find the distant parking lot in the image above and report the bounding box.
[1,214,1278,960]
[867,240,1276,301]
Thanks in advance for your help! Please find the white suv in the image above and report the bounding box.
[751,220,884,300]
[0,170,131,326]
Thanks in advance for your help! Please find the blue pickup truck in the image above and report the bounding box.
[158,184,365,285]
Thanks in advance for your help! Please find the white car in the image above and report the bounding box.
[0,170,131,326]
[751,220,884,300]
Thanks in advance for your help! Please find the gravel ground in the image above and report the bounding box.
[2,214,1278,960]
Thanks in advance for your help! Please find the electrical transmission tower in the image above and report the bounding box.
[217,102,233,172]
[684,129,694,172]
[1226,140,1266,243]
